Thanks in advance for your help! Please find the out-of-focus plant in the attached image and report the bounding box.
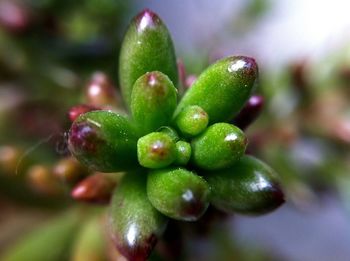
[1,8,285,261]
[247,46,350,210]
[0,0,135,204]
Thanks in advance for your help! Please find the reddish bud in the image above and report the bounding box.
[177,59,186,94]
[0,0,30,33]
[71,172,122,204]
[85,72,119,107]
[233,95,264,130]
[135,9,161,32]
[68,104,100,122]
[185,75,197,88]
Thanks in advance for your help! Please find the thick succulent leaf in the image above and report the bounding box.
[191,123,247,170]
[232,95,264,130]
[68,111,138,172]
[119,9,178,109]
[109,172,167,261]
[206,155,285,215]
[131,71,177,136]
[174,56,258,124]
[147,167,210,221]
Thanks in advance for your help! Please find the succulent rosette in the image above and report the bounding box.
[67,9,285,261]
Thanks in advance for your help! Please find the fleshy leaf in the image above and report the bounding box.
[131,71,177,136]
[68,111,138,172]
[119,9,178,108]
[191,123,247,170]
[206,155,285,215]
[147,167,210,221]
[174,56,258,124]
[109,172,167,261]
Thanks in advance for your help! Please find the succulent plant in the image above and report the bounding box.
[66,9,285,261]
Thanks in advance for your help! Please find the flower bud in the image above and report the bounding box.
[174,105,208,137]
[174,141,191,165]
[137,132,176,169]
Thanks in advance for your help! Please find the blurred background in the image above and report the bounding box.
[0,0,350,260]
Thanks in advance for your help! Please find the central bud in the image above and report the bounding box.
[137,132,176,169]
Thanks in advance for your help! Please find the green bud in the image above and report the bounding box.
[206,155,285,215]
[174,56,258,124]
[174,105,208,137]
[157,126,179,142]
[131,71,177,135]
[147,167,210,221]
[119,9,178,108]
[110,172,167,261]
[191,123,247,170]
[68,111,138,172]
[137,132,176,169]
[174,141,191,165]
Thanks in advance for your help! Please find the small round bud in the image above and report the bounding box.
[174,141,191,165]
[175,105,208,137]
[137,132,176,169]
